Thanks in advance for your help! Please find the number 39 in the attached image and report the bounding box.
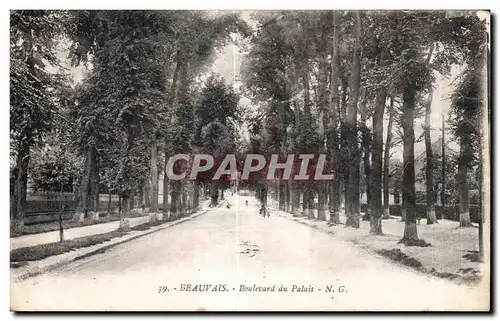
[157,286,168,293]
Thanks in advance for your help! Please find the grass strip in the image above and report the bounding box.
[10,230,128,262]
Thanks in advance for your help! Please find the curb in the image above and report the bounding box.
[12,200,227,283]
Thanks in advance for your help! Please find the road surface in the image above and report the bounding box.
[11,195,486,311]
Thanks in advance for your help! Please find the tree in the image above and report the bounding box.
[400,50,422,243]
[71,73,112,220]
[73,11,172,229]
[10,10,66,231]
[433,13,487,227]
[451,67,483,227]
[161,12,250,216]
[417,152,457,207]
[327,11,342,224]
[359,95,372,222]
[195,75,240,206]
[423,56,439,224]
[383,97,395,219]
[29,131,82,193]
[369,91,386,234]
[241,12,297,213]
[240,10,488,239]
[385,11,439,244]
[66,11,249,225]
[345,11,362,228]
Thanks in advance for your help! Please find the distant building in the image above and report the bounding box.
[414,139,455,192]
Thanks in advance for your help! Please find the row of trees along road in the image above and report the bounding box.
[9,11,489,252]
[240,11,488,247]
[10,10,250,232]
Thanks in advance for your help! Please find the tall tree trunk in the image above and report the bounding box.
[478,129,484,261]
[327,11,341,224]
[150,137,159,213]
[143,178,151,208]
[458,133,472,227]
[345,11,362,228]
[131,194,136,212]
[285,181,291,213]
[11,31,36,232]
[340,84,349,216]
[258,182,268,209]
[278,179,285,211]
[440,110,446,220]
[291,184,301,216]
[287,59,303,218]
[138,187,144,209]
[119,193,131,231]
[119,130,134,230]
[315,16,329,222]
[171,181,181,218]
[75,147,93,220]
[340,77,348,121]
[181,187,187,216]
[302,185,312,219]
[58,184,64,242]
[308,189,315,219]
[424,46,438,225]
[370,91,386,235]
[90,150,99,213]
[107,192,112,214]
[163,151,170,215]
[400,76,419,242]
[317,185,327,221]
[11,138,30,232]
[360,95,372,221]
[162,52,182,217]
[383,98,394,219]
[210,180,219,206]
[424,86,438,224]
[193,181,200,211]
[362,125,371,215]
[299,55,316,220]
[478,50,488,259]
[302,188,309,217]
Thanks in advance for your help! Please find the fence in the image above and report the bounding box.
[26,191,123,213]
[23,191,170,224]
[25,192,120,224]
[384,204,481,223]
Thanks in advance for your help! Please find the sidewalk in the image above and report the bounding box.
[11,216,149,251]
[10,199,212,251]
[11,199,223,283]
[269,203,484,285]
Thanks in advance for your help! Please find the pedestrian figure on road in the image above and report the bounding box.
[245,200,248,206]
[259,205,270,218]
[259,205,266,217]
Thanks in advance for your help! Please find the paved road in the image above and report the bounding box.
[11,195,486,311]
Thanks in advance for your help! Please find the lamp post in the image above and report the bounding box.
[441,111,446,222]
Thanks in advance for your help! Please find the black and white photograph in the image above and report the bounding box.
[8,9,491,311]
